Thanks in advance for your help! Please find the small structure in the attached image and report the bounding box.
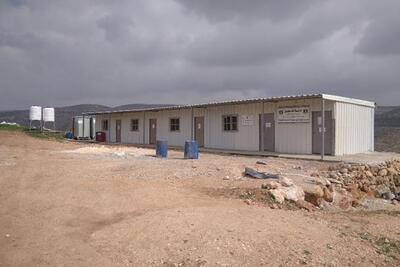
[42,107,56,131]
[72,115,96,139]
[84,94,375,157]
[29,106,42,130]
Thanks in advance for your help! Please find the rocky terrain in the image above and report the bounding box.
[241,159,400,214]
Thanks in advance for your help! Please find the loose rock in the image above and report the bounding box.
[378,169,388,177]
[269,189,285,204]
[279,177,294,187]
[284,185,305,202]
[261,181,280,190]
[303,185,324,206]
[323,187,333,202]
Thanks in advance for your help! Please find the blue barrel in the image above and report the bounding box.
[156,140,168,158]
[184,140,199,159]
[65,131,74,139]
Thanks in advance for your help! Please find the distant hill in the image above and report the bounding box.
[375,106,400,127]
[0,104,175,132]
[374,105,400,152]
[112,104,174,111]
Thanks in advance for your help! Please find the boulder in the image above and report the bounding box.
[269,189,285,204]
[303,184,324,206]
[370,166,380,175]
[374,184,391,198]
[340,168,349,174]
[329,172,339,180]
[284,185,305,202]
[378,168,388,177]
[387,167,398,176]
[335,190,354,210]
[312,177,330,187]
[365,171,373,178]
[323,187,333,202]
[382,191,395,200]
[394,175,400,186]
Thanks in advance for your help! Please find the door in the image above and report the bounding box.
[116,120,122,143]
[149,119,157,145]
[259,113,275,152]
[89,117,94,139]
[312,111,334,155]
[194,116,205,147]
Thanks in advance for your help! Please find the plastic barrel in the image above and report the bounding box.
[96,131,106,142]
[156,140,168,158]
[184,140,199,159]
[65,132,74,139]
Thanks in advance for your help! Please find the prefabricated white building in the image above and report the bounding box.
[72,115,96,139]
[86,94,375,156]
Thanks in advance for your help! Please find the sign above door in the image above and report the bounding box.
[277,106,310,123]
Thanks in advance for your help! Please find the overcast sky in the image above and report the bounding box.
[1,0,399,110]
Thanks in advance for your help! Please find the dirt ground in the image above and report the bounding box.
[1,131,400,266]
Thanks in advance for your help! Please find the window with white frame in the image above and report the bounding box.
[223,115,238,131]
[170,118,180,132]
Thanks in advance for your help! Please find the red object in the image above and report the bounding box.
[96,131,106,142]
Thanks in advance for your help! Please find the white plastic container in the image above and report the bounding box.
[29,106,42,121]
[43,107,55,122]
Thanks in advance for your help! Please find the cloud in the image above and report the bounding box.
[355,17,400,57]
[0,0,400,110]
[175,0,319,22]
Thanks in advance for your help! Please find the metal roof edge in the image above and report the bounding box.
[84,94,324,115]
[322,94,376,108]
[83,93,375,115]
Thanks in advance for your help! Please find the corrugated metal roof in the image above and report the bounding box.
[83,93,375,115]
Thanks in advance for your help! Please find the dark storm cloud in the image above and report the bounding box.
[0,0,400,110]
[175,0,319,22]
[355,17,400,57]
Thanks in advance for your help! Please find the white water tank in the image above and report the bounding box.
[29,106,42,121]
[43,107,55,122]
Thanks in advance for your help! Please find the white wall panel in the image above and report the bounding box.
[274,99,333,154]
[334,102,374,155]
[143,109,192,147]
[205,103,265,151]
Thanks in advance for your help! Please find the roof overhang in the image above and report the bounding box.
[84,93,375,115]
[322,94,375,108]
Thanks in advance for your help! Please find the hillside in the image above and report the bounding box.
[0,104,174,132]
[375,105,400,152]
[375,106,400,127]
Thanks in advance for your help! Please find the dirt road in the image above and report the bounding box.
[0,131,399,266]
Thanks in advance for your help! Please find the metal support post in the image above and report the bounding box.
[260,100,265,152]
[142,111,146,145]
[191,107,194,140]
[321,99,325,161]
